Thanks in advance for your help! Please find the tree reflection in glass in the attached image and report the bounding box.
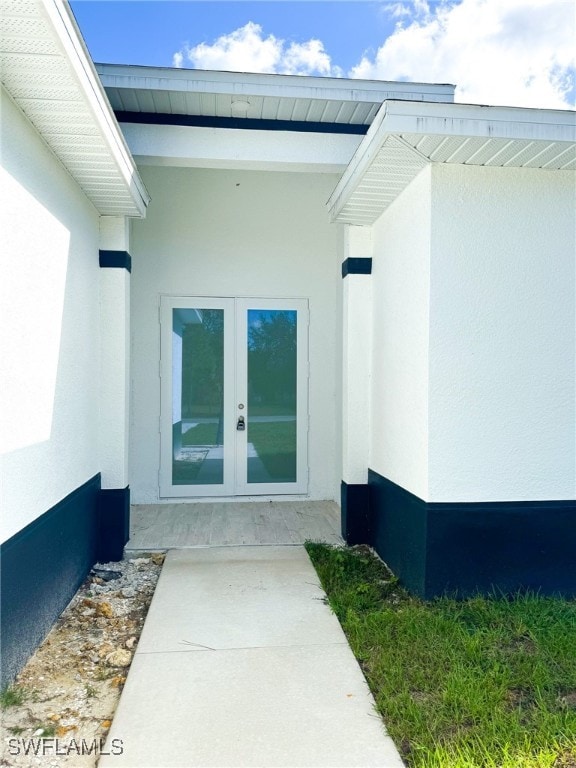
[172,308,224,485]
[247,310,297,483]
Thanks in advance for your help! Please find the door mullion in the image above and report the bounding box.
[234,299,248,494]
[221,299,236,494]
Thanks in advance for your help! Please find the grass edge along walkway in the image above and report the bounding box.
[305,542,576,768]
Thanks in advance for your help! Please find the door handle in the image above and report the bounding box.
[237,415,245,431]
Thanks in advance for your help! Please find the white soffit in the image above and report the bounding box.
[329,100,576,225]
[96,63,456,126]
[0,0,149,217]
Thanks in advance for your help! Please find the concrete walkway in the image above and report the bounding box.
[99,547,405,768]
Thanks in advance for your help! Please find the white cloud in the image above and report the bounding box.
[173,21,339,77]
[283,39,335,77]
[384,0,430,19]
[383,2,415,19]
[352,0,576,109]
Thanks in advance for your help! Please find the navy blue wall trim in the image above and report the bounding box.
[115,111,369,136]
[97,487,130,562]
[341,481,372,544]
[368,470,576,599]
[368,472,428,596]
[341,258,372,278]
[99,250,132,273]
[0,475,101,687]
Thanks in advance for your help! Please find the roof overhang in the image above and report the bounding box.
[97,63,455,131]
[0,0,149,217]
[328,100,576,225]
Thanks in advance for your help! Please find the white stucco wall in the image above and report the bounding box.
[341,226,373,485]
[0,86,101,543]
[369,166,432,500]
[428,163,576,502]
[99,269,130,490]
[130,165,341,503]
[98,217,131,491]
[368,160,575,504]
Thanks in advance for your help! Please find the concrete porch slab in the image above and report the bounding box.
[126,501,343,550]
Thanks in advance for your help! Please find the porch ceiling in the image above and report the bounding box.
[0,0,149,217]
[328,100,576,225]
[96,64,455,128]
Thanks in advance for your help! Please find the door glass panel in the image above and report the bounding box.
[172,308,224,485]
[246,309,297,483]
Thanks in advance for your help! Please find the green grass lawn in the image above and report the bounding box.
[248,421,295,456]
[248,421,296,479]
[181,422,220,446]
[305,543,576,768]
[181,418,295,453]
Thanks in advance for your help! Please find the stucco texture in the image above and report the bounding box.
[370,165,432,501]
[368,161,575,504]
[428,163,576,502]
[0,86,101,543]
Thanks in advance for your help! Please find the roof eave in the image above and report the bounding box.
[96,63,456,103]
[328,100,576,225]
[51,1,150,215]
[1,0,149,217]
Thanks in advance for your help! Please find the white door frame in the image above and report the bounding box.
[159,296,309,498]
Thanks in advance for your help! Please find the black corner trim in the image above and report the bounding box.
[115,111,369,136]
[342,258,372,278]
[97,487,130,562]
[99,250,132,273]
[341,481,371,545]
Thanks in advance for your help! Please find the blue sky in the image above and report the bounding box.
[70,0,576,109]
[70,2,392,73]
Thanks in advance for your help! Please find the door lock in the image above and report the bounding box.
[237,415,245,431]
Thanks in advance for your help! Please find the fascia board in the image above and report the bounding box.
[381,100,576,140]
[43,0,150,215]
[96,63,456,103]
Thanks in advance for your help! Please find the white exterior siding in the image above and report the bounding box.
[129,165,342,503]
[0,86,101,543]
[428,163,576,502]
[369,166,432,500]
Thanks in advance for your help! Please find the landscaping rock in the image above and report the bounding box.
[0,554,164,768]
[91,568,122,582]
[106,649,132,667]
[96,602,114,618]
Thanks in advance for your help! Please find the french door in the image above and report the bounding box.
[160,297,308,497]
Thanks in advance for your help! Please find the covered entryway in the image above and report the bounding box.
[102,66,454,509]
